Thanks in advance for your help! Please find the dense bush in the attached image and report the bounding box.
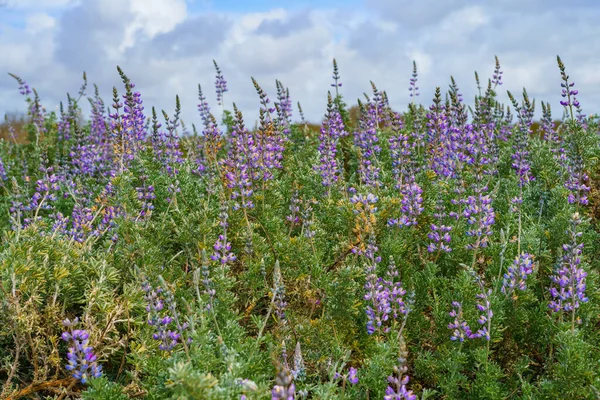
[0,56,599,399]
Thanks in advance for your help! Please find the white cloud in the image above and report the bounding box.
[120,0,188,51]
[25,12,56,34]
[0,0,599,127]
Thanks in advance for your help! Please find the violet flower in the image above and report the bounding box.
[557,56,585,123]
[142,279,191,351]
[502,253,535,297]
[213,60,228,106]
[222,105,258,210]
[389,183,424,228]
[507,89,535,187]
[364,256,408,335]
[286,189,301,230]
[448,301,472,342]
[275,79,293,136]
[61,318,102,384]
[211,207,236,265]
[315,92,346,191]
[272,367,296,400]
[353,97,382,188]
[385,337,416,400]
[300,198,317,239]
[549,213,588,327]
[136,175,156,219]
[409,61,419,99]
[0,157,8,183]
[463,192,495,251]
[427,198,453,253]
[449,274,493,342]
[334,366,359,385]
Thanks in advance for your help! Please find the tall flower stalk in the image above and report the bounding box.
[549,213,588,332]
[61,318,102,384]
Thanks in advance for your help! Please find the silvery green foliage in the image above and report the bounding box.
[0,57,599,400]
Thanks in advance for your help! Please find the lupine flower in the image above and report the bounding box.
[291,342,305,381]
[350,193,378,216]
[213,60,228,106]
[15,164,62,229]
[348,367,358,385]
[212,208,236,265]
[142,279,191,351]
[10,74,47,139]
[0,157,8,183]
[463,192,495,250]
[385,337,416,400]
[351,194,379,257]
[222,105,258,210]
[447,76,468,128]
[196,249,216,312]
[297,101,306,123]
[491,55,503,87]
[449,274,493,342]
[472,285,493,341]
[364,257,408,335]
[315,92,346,191]
[540,102,561,156]
[300,198,317,239]
[353,96,382,188]
[389,112,416,188]
[334,366,359,385]
[409,60,419,99]
[272,367,295,400]
[110,67,147,173]
[331,58,342,94]
[88,84,113,177]
[273,261,287,326]
[564,152,590,206]
[502,253,535,297]
[196,84,223,173]
[549,213,588,326]
[136,175,156,219]
[286,189,301,231]
[448,301,472,342]
[507,89,535,186]
[426,88,456,179]
[389,183,424,228]
[61,318,102,383]
[275,79,293,136]
[250,78,286,182]
[366,81,388,127]
[427,198,452,253]
[557,56,585,123]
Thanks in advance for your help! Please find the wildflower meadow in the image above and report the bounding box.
[0,56,599,399]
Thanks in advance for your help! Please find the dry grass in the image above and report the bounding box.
[0,113,30,144]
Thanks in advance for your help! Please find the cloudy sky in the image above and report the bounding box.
[0,0,598,128]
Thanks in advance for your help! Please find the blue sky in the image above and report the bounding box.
[1,0,599,126]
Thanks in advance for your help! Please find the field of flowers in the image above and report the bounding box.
[0,56,599,399]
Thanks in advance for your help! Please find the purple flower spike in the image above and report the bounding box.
[61,319,102,383]
[502,253,535,297]
[549,213,588,326]
[389,183,424,228]
[272,368,296,400]
[213,60,228,106]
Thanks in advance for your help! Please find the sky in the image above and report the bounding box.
[0,0,599,128]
